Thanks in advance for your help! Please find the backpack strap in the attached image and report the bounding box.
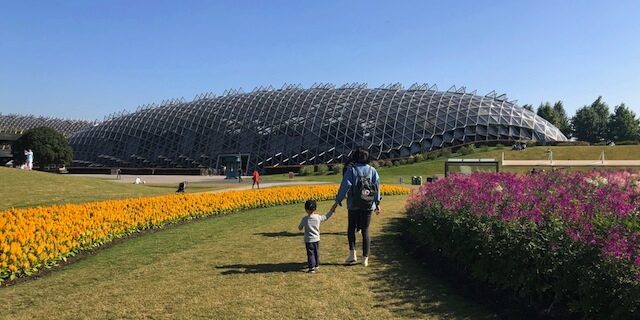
[353,165,371,180]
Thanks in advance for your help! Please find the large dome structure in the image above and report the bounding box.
[69,83,567,171]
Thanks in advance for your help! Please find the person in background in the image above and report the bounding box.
[252,169,261,189]
[24,148,34,170]
[238,168,243,183]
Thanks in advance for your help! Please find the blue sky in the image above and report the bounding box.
[1,0,639,120]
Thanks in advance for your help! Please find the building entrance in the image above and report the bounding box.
[217,154,250,179]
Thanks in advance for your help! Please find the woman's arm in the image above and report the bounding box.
[332,168,354,212]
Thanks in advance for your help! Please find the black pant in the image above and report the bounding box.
[348,209,372,257]
[305,241,320,270]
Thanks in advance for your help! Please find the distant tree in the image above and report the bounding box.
[572,106,599,142]
[11,127,73,168]
[590,96,610,141]
[571,97,610,143]
[522,104,534,112]
[537,102,559,124]
[607,103,640,141]
[552,101,572,137]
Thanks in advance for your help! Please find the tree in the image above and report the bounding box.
[571,96,610,143]
[590,96,610,141]
[11,127,73,168]
[572,106,599,142]
[552,101,572,137]
[537,102,559,124]
[607,103,640,141]
[522,104,534,112]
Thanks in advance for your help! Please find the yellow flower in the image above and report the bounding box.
[0,184,408,280]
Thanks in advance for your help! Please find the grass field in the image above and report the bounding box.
[263,145,640,184]
[3,145,639,209]
[1,196,496,319]
[0,168,229,210]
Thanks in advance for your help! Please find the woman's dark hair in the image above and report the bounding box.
[351,147,370,164]
[304,199,317,211]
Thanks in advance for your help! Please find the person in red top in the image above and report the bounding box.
[252,170,261,189]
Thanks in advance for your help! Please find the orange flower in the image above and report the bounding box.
[0,184,408,280]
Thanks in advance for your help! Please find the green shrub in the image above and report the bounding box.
[331,163,344,175]
[458,145,475,156]
[616,140,640,145]
[495,144,505,149]
[405,206,640,318]
[426,149,440,160]
[399,159,408,165]
[440,148,452,158]
[298,165,314,176]
[407,156,415,164]
[555,141,590,146]
[414,153,425,162]
[316,164,329,175]
[392,160,400,166]
[385,160,393,167]
[12,126,73,167]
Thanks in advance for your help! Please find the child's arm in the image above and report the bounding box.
[319,210,335,222]
[298,218,304,230]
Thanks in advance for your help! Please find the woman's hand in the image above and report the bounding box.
[375,204,381,215]
[330,202,339,213]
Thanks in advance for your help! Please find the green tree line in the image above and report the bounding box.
[523,97,639,143]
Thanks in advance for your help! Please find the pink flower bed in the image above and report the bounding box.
[405,170,640,317]
[408,171,640,266]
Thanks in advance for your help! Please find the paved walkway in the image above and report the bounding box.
[69,174,329,190]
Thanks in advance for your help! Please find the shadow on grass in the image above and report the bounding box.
[369,217,498,319]
[254,231,347,237]
[217,261,357,275]
[217,262,306,274]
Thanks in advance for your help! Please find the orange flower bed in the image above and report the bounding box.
[0,184,408,282]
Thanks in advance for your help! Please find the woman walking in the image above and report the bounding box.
[330,147,381,267]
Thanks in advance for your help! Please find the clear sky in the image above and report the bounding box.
[1,0,639,120]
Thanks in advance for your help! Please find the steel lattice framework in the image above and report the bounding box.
[69,83,567,170]
[0,114,96,137]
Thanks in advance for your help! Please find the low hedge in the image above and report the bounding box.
[405,172,640,318]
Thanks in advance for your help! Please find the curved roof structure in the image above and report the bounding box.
[0,114,95,137]
[69,84,567,170]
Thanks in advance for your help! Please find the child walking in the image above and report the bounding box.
[297,200,334,273]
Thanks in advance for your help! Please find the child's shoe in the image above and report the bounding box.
[345,250,357,264]
[308,269,316,274]
[362,256,369,267]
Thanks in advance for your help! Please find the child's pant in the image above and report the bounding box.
[305,241,320,270]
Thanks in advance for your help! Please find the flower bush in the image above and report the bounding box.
[406,171,640,318]
[0,184,408,282]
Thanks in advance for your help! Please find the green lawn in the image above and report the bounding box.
[263,145,640,184]
[4,145,638,209]
[0,168,228,210]
[1,196,495,319]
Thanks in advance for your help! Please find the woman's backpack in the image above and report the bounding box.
[350,166,377,209]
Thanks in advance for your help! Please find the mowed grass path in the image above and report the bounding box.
[2,196,495,319]
[0,167,229,210]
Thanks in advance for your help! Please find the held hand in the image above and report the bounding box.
[330,203,339,213]
[374,204,381,215]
